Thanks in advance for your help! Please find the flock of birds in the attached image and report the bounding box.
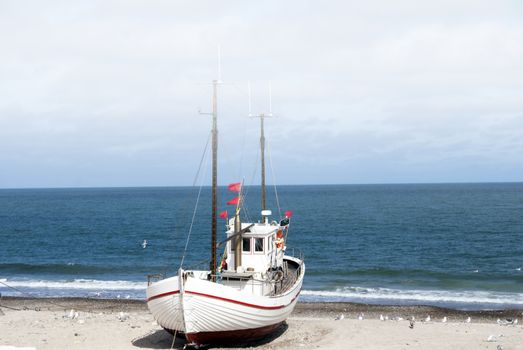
[334,312,521,344]
[334,313,520,325]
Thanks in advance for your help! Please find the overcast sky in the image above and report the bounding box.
[1,0,522,188]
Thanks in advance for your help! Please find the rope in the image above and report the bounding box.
[170,329,178,349]
[192,131,212,187]
[267,142,282,218]
[179,139,210,269]
[240,144,260,223]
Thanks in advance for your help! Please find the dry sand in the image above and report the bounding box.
[1,298,522,349]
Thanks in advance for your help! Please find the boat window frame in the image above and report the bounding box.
[242,237,251,253]
[253,237,264,254]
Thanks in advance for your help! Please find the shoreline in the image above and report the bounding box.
[2,296,522,320]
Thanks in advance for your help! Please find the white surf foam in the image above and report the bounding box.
[0,279,147,291]
[301,286,523,307]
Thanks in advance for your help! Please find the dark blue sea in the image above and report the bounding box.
[1,183,522,310]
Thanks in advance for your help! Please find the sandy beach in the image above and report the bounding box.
[1,298,522,349]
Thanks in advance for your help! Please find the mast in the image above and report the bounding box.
[250,83,272,224]
[260,114,266,222]
[211,79,218,279]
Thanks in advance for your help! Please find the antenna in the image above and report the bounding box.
[248,81,252,117]
[248,81,275,119]
[217,45,222,83]
[268,81,272,116]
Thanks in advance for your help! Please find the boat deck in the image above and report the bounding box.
[271,258,301,296]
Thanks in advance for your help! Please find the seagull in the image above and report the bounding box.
[514,319,518,325]
[385,315,389,321]
[442,316,447,323]
[118,311,129,322]
[497,345,504,350]
[142,240,148,249]
[487,335,497,342]
[425,315,431,322]
[466,316,471,323]
[516,267,521,271]
[380,314,385,321]
[335,313,344,321]
[409,319,415,329]
[358,312,364,321]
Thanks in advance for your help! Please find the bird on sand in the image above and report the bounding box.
[466,316,471,323]
[425,315,431,322]
[487,335,497,342]
[358,312,364,321]
[335,313,344,321]
[441,316,447,323]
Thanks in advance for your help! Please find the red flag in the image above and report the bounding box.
[226,197,240,205]
[228,182,241,192]
[219,210,228,219]
[284,210,293,218]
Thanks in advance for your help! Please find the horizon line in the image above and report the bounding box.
[1,180,523,191]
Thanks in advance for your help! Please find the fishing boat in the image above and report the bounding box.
[146,79,305,348]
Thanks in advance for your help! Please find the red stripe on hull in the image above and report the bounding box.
[185,290,285,310]
[184,322,283,346]
[147,290,179,302]
[184,288,301,310]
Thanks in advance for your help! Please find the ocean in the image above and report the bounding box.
[1,183,522,310]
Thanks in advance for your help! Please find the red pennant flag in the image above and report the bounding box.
[226,197,240,205]
[228,182,241,192]
[284,210,293,218]
[219,210,228,219]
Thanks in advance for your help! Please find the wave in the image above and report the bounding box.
[0,262,168,275]
[300,286,523,309]
[0,278,147,291]
[2,278,522,309]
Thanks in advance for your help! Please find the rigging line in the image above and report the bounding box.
[243,147,259,200]
[267,141,282,218]
[192,131,212,187]
[179,138,211,269]
[241,144,260,223]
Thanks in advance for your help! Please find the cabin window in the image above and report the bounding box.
[254,238,264,252]
[242,237,251,252]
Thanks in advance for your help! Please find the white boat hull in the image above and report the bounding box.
[146,256,304,345]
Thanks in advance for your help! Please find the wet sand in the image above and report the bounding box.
[1,297,522,349]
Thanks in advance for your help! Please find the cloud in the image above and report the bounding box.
[1,0,522,187]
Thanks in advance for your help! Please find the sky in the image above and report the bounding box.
[1,0,522,188]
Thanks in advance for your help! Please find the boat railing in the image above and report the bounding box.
[284,246,305,264]
[147,273,164,286]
